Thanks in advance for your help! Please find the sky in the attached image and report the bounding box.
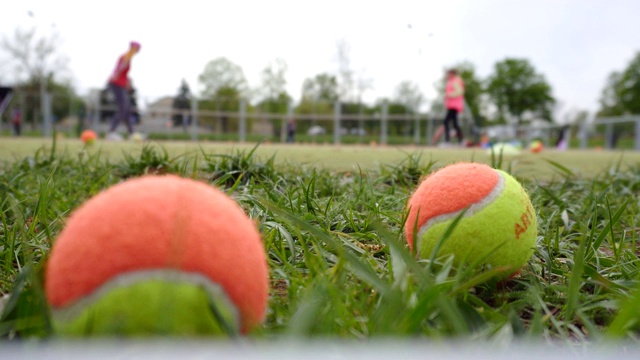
[1,0,640,120]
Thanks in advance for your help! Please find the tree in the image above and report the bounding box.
[373,98,411,136]
[486,58,555,124]
[393,81,423,113]
[391,81,424,137]
[1,26,68,84]
[172,79,192,129]
[198,57,248,99]
[335,38,355,102]
[1,25,76,128]
[258,58,288,103]
[301,73,339,103]
[596,52,640,147]
[198,58,250,133]
[598,52,640,116]
[257,58,290,120]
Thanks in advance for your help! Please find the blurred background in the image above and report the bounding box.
[1,0,640,148]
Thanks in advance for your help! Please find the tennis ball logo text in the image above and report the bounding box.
[515,203,534,240]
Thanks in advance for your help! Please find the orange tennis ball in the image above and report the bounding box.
[530,140,543,153]
[45,175,269,336]
[404,163,537,278]
[80,129,98,145]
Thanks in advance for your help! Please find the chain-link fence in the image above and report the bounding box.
[2,88,640,150]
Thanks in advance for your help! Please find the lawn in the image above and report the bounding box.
[1,137,639,178]
[1,137,640,342]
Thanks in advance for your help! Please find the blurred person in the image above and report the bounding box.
[443,69,465,144]
[556,125,570,150]
[286,118,296,143]
[11,108,21,136]
[107,41,141,140]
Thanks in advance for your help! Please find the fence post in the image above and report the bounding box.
[358,107,364,142]
[579,120,588,149]
[19,92,26,135]
[427,116,434,145]
[93,92,101,132]
[605,122,613,149]
[190,97,198,141]
[381,101,388,145]
[43,92,53,137]
[334,101,341,145]
[635,117,640,151]
[283,101,293,143]
[239,99,246,142]
[413,112,420,145]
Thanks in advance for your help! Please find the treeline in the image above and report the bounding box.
[2,26,640,132]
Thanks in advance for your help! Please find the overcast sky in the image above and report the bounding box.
[1,0,639,120]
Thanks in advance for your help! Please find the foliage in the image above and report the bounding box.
[457,62,485,125]
[393,81,423,113]
[301,73,339,103]
[1,25,83,127]
[598,51,640,116]
[335,38,355,102]
[198,57,248,99]
[172,79,192,128]
[0,26,68,84]
[196,87,244,133]
[258,58,289,104]
[486,58,555,124]
[373,99,415,136]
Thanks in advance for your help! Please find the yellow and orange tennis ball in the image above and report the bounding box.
[80,129,97,145]
[530,140,544,153]
[45,175,269,336]
[404,163,537,278]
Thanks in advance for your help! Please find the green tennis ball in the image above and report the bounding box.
[53,277,239,336]
[45,175,269,337]
[404,162,537,278]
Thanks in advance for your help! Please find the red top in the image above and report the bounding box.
[109,54,131,88]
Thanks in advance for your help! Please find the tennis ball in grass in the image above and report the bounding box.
[130,132,145,143]
[404,163,537,278]
[530,140,544,153]
[45,175,269,336]
[80,129,97,145]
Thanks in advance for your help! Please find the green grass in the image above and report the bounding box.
[1,138,640,341]
[2,138,640,179]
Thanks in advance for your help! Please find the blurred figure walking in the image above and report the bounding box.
[107,41,141,140]
[443,69,465,144]
[286,118,296,143]
[11,108,21,136]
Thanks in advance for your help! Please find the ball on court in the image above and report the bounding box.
[130,132,145,143]
[404,163,537,278]
[530,140,544,153]
[80,130,97,145]
[45,175,269,336]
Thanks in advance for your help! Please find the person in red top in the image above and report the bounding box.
[443,68,465,144]
[107,41,141,140]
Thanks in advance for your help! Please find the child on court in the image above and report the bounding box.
[107,41,141,140]
[443,69,465,144]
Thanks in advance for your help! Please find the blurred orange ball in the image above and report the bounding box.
[80,130,98,145]
[530,140,543,153]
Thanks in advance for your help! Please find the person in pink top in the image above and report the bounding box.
[444,69,465,144]
[107,41,141,140]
